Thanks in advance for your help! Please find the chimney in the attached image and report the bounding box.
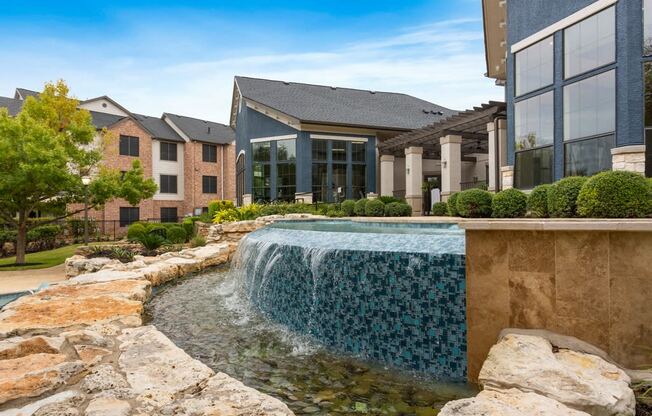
[207,126,211,134]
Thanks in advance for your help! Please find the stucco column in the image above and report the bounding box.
[497,119,507,189]
[611,145,646,175]
[501,166,514,190]
[242,194,252,206]
[487,122,497,192]
[380,155,395,197]
[440,135,462,200]
[405,147,423,216]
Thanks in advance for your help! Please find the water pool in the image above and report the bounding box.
[147,268,477,416]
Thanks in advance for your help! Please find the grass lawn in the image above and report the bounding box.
[0,243,101,271]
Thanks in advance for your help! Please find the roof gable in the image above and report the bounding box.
[79,96,131,117]
[14,88,40,100]
[163,113,234,144]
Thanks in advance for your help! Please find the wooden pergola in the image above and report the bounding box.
[378,101,506,160]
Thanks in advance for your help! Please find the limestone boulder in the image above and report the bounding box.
[33,280,151,303]
[161,257,202,275]
[117,326,214,409]
[479,334,635,416]
[73,345,111,366]
[60,329,111,349]
[180,244,230,268]
[69,270,144,284]
[439,389,590,416]
[221,220,259,233]
[137,262,180,286]
[65,256,118,278]
[84,397,131,416]
[80,364,129,396]
[0,390,85,416]
[0,335,71,360]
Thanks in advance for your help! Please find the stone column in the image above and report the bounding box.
[380,155,395,197]
[242,194,252,206]
[405,147,423,216]
[611,145,646,175]
[487,122,498,192]
[440,135,462,200]
[500,166,514,190]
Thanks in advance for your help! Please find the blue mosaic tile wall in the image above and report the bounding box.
[236,225,467,381]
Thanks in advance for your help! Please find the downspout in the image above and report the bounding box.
[493,116,507,191]
[221,145,225,200]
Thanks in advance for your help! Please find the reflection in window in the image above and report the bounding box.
[514,91,554,151]
[276,139,296,161]
[252,141,271,202]
[565,135,615,177]
[563,70,615,141]
[276,139,296,201]
[564,7,615,78]
[514,146,554,189]
[312,163,328,203]
[646,0,652,55]
[312,139,327,160]
[332,164,347,201]
[352,164,366,199]
[515,36,554,96]
[252,142,271,162]
[332,141,347,162]
[352,142,366,162]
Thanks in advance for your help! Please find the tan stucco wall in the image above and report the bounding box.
[465,229,652,381]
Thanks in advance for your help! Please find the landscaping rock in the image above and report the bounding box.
[439,389,591,416]
[34,280,151,303]
[0,335,71,360]
[137,263,180,286]
[479,334,635,416]
[180,244,230,268]
[80,364,129,395]
[60,329,111,348]
[161,257,202,275]
[0,390,85,416]
[84,397,131,416]
[117,326,214,409]
[69,270,144,284]
[221,220,259,233]
[74,345,111,366]
[65,256,118,278]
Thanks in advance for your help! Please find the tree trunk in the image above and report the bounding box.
[15,210,27,265]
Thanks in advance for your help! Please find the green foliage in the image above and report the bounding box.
[431,202,448,216]
[577,171,652,218]
[190,235,207,248]
[127,223,146,241]
[385,202,412,217]
[456,189,493,218]
[377,196,403,205]
[146,224,168,238]
[166,226,187,244]
[547,176,588,218]
[492,189,527,218]
[208,200,235,220]
[182,217,197,239]
[527,184,551,218]
[354,199,368,216]
[238,204,262,220]
[134,233,166,252]
[326,209,346,218]
[88,245,135,263]
[0,230,16,245]
[365,199,385,217]
[258,203,317,216]
[447,193,460,217]
[26,225,63,250]
[213,208,241,224]
[341,200,356,216]
[67,218,98,238]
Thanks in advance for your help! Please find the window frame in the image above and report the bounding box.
[159,141,178,161]
[514,90,555,152]
[160,207,178,223]
[159,174,178,194]
[119,207,139,227]
[514,36,555,97]
[514,145,555,190]
[119,135,139,157]
[202,144,218,163]
[563,69,616,142]
[202,175,218,194]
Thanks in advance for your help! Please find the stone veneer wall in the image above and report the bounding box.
[464,226,652,381]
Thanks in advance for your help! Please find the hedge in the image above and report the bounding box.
[341,200,356,216]
[527,184,551,218]
[431,202,448,216]
[166,226,187,244]
[577,171,652,218]
[354,199,368,216]
[456,189,493,218]
[447,193,460,217]
[547,176,588,218]
[365,199,386,217]
[385,202,412,217]
[492,188,527,218]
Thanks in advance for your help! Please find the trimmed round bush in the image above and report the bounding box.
[431,202,448,216]
[547,176,588,218]
[127,223,146,241]
[527,184,551,218]
[146,224,168,238]
[577,171,652,218]
[385,202,412,217]
[447,193,460,217]
[365,199,386,217]
[456,189,493,218]
[492,188,527,218]
[341,200,356,216]
[166,226,187,244]
[326,209,346,218]
[354,199,368,216]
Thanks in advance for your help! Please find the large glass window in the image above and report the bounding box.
[646,0,652,55]
[515,36,554,96]
[252,142,271,202]
[352,165,366,200]
[564,7,615,79]
[514,91,554,151]
[312,139,327,160]
[352,142,366,162]
[276,139,296,201]
[312,163,328,203]
[514,147,554,189]
[332,163,347,201]
[565,135,615,176]
[331,141,347,162]
[563,70,615,141]
[160,207,178,223]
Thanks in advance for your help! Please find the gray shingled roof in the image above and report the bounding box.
[164,113,235,144]
[235,76,457,131]
[15,88,39,100]
[90,111,124,129]
[0,96,24,116]
[133,114,185,142]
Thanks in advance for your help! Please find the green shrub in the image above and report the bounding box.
[127,223,146,241]
[238,204,261,220]
[492,188,527,218]
[89,246,135,263]
[447,193,460,217]
[0,230,17,245]
[354,199,368,216]
[208,200,235,220]
[576,171,652,218]
[341,200,356,216]
[365,199,385,217]
[326,209,346,218]
[146,224,168,238]
[385,202,412,217]
[431,202,448,216]
[182,217,197,239]
[213,208,240,224]
[547,176,588,218]
[135,233,166,252]
[258,203,316,217]
[377,196,403,205]
[527,184,551,218]
[166,226,187,244]
[456,189,493,218]
[190,235,207,248]
[26,225,63,250]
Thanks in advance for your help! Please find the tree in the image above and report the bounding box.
[0,80,157,264]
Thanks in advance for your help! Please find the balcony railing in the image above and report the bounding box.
[460,179,488,191]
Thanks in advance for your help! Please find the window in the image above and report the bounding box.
[514,147,554,189]
[352,142,366,162]
[203,144,217,163]
[564,7,615,78]
[160,207,178,223]
[252,142,271,202]
[332,141,347,162]
[253,142,271,162]
[202,175,217,194]
[515,36,554,96]
[160,142,177,161]
[564,70,615,141]
[644,63,652,177]
[514,91,554,151]
[277,139,296,161]
[312,163,328,203]
[276,139,296,201]
[312,139,327,160]
[352,164,366,199]
[119,135,139,157]
[160,175,178,194]
[565,135,614,176]
[332,163,347,201]
[646,0,652,55]
[119,207,139,227]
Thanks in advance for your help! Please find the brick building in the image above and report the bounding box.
[0,88,235,230]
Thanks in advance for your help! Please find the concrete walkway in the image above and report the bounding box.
[0,264,66,294]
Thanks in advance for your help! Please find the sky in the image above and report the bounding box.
[0,1,503,124]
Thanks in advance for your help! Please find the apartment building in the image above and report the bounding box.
[0,89,235,228]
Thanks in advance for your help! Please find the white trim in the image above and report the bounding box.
[511,0,618,53]
[245,99,301,129]
[250,134,297,143]
[310,134,368,143]
[237,149,246,158]
[162,116,191,143]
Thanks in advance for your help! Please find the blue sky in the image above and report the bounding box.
[0,1,503,123]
